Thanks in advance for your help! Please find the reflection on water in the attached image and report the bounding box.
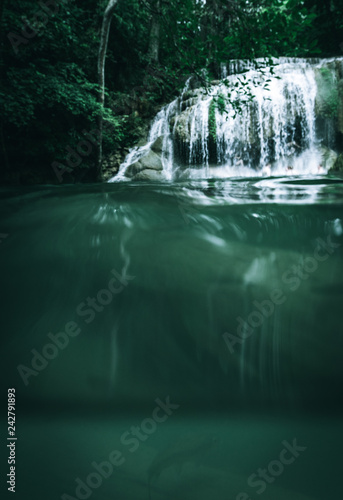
[1,175,343,499]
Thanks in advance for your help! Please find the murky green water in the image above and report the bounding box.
[1,176,343,499]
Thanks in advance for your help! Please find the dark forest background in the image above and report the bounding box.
[0,0,342,184]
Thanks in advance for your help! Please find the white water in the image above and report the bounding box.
[110,58,341,182]
[113,99,179,181]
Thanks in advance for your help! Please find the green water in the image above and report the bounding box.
[1,176,343,499]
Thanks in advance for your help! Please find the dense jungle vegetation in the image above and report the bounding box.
[0,0,342,183]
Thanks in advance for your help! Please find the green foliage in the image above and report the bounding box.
[0,0,341,182]
[216,93,226,115]
[208,98,217,141]
[303,0,343,56]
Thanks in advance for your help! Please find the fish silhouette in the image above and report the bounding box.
[147,433,218,500]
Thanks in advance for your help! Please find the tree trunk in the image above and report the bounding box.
[147,0,160,64]
[97,0,119,181]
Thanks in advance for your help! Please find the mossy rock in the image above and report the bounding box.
[330,153,343,172]
[314,67,339,119]
[174,107,194,143]
[337,80,343,134]
[320,146,338,171]
[208,98,217,141]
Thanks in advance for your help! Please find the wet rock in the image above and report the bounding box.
[102,152,122,180]
[151,136,164,153]
[181,89,202,101]
[125,149,163,177]
[133,168,165,181]
[136,138,148,148]
[336,59,343,80]
[337,80,343,134]
[320,146,338,171]
[174,106,194,144]
[124,160,142,177]
[140,150,163,170]
[181,97,198,112]
[330,153,343,172]
[314,66,339,120]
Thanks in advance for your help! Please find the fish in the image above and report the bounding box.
[147,433,218,500]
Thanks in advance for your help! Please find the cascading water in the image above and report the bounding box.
[110,57,342,182]
[114,99,179,181]
[212,59,318,174]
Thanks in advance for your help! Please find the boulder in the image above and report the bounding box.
[125,160,143,177]
[140,149,163,170]
[133,169,165,181]
[125,149,163,177]
[330,153,343,173]
[174,106,194,144]
[136,138,148,148]
[314,67,339,119]
[150,136,164,154]
[320,146,338,171]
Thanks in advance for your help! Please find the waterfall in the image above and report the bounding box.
[212,59,318,172]
[114,98,179,181]
[110,57,342,182]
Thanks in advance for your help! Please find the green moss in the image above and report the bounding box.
[316,67,339,119]
[208,93,227,142]
[216,93,226,115]
[208,98,217,141]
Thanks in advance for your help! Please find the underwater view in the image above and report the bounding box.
[1,175,343,499]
